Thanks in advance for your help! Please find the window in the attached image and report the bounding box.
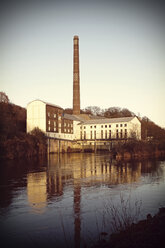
[90,131,92,139]
[101,130,103,139]
[59,123,61,128]
[54,121,56,126]
[109,125,111,128]
[94,130,96,139]
[116,129,119,139]
[124,124,127,127]
[84,131,86,139]
[125,129,127,138]
[109,130,111,139]
[80,131,82,139]
[48,120,50,124]
[105,125,107,128]
[54,114,56,118]
[116,124,118,127]
[105,130,107,139]
[80,126,82,129]
[64,123,66,127]
[64,128,66,132]
[120,124,122,127]
[94,125,96,128]
[58,116,61,120]
[101,125,103,128]
[54,127,56,131]
[48,126,50,131]
[90,126,92,128]
[120,129,123,139]
[84,126,86,129]
[48,112,50,117]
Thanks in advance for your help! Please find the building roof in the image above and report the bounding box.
[64,113,84,122]
[78,116,136,125]
[27,99,63,109]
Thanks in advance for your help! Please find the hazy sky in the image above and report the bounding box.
[0,0,165,127]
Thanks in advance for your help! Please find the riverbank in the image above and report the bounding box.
[0,128,47,160]
[112,140,165,160]
[94,207,165,248]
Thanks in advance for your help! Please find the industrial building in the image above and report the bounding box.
[27,36,141,142]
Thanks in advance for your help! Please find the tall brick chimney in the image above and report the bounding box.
[73,35,80,115]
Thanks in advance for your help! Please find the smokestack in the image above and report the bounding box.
[73,35,80,115]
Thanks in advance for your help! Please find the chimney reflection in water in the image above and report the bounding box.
[27,153,142,247]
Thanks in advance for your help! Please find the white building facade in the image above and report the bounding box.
[77,117,141,141]
[27,100,141,141]
[27,100,81,140]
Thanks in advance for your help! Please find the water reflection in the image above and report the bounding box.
[27,172,47,213]
[46,153,142,192]
[25,154,164,247]
[0,154,165,248]
[26,154,144,212]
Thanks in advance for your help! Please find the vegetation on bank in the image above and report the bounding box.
[94,207,165,248]
[0,101,47,159]
[112,139,165,160]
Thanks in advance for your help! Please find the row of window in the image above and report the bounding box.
[64,129,73,133]
[47,112,61,120]
[48,127,57,131]
[47,121,73,128]
[81,123,127,129]
[81,129,127,140]
[47,126,73,133]
[64,123,73,127]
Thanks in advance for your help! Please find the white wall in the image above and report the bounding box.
[46,132,74,140]
[78,117,141,140]
[129,117,141,140]
[27,100,46,133]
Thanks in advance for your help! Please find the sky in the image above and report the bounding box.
[0,0,165,127]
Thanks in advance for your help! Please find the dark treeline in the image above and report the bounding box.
[0,102,47,159]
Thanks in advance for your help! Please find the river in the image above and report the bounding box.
[0,153,165,248]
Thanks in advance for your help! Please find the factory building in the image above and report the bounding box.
[77,116,141,141]
[26,35,141,141]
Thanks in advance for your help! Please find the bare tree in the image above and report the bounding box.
[84,106,102,116]
[0,92,9,103]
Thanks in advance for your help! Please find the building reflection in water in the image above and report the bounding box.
[27,171,47,213]
[27,153,142,246]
